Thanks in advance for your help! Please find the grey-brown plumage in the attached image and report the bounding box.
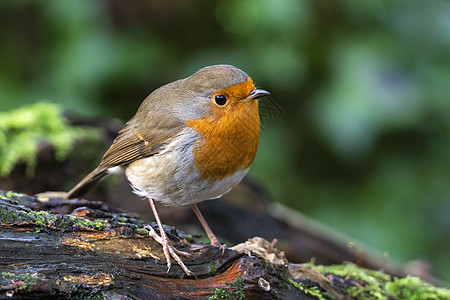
[66,64,250,199]
[66,116,176,198]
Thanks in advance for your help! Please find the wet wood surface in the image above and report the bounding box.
[2,191,448,299]
[0,191,309,299]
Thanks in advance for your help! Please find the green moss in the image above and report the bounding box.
[259,257,269,271]
[0,198,110,231]
[386,276,450,300]
[0,102,100,177]
[210,288,231,300]
[58,218,67,228]
[306,262,450,300]
[71,287,107,300]
[306,263,383,299]
[27,210,50,226]
[314,263,391,283]
[1,208,18,223]
[117,217,127,223]
[116,216,128,226]
[0,272,37,292]
[135,227,149,235]
[92,220,107,230]
[0,272,15,277]
[68,215,108,230]
[209,274,245,300]
[226,274,245,299]
[208,260,220,277]
[5,191,23,199]
[289,278,330,300]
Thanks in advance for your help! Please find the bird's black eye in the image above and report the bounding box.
[214,95,227,106]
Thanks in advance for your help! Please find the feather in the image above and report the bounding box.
[67,116,182,199]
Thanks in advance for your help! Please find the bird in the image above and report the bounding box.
[67,64,270,275]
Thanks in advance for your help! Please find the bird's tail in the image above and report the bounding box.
[67,167,108,199]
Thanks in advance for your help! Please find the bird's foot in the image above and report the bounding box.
[144,225,193,276]
[209,236,226,254]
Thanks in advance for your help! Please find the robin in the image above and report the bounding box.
[67,65,270,275]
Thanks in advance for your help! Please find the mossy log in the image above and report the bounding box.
[1,190,449,299]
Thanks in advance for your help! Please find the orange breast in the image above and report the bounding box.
[186,78,260,181]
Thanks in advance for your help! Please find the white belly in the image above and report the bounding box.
[123,128,248,206]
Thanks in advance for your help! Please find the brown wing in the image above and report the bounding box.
[67,115,181,199]
[98,116,172,170]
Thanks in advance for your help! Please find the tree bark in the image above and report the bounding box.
[1,190,449,299]
[0,190,310,299]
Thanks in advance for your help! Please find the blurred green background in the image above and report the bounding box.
[1,0,449,281]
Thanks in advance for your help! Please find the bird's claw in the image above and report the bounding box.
[144,225,194,276]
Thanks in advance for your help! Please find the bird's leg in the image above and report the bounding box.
[191,204,225,249]
[147,198,193,276]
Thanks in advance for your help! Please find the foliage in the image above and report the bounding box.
[0,272,38,292]
[0,102,100,176]
[310,263,450,300]
[209,275,245,300]
[289,278,330,300]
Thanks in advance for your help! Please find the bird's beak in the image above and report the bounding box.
[247,89,270,100]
